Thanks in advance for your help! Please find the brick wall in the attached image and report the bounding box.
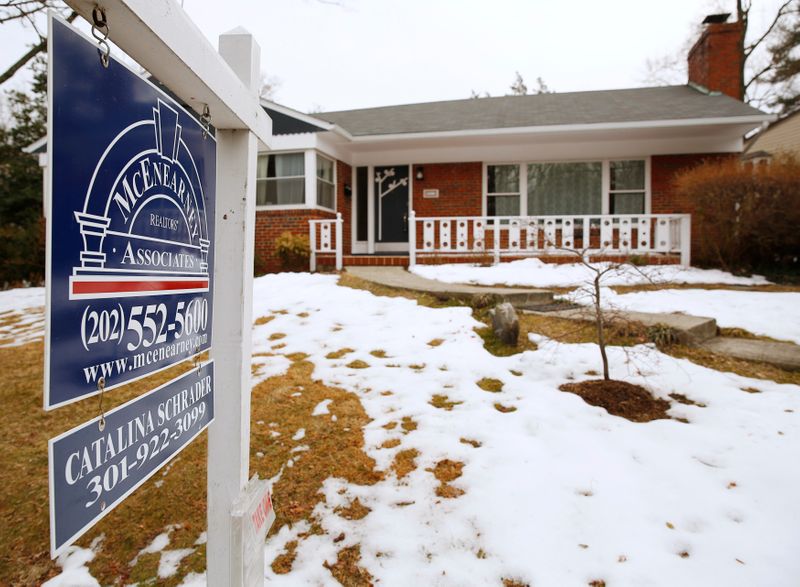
[652,153,737,258]
[337,160,353,255]
[687,20,743,100]
[254,208,335,273]
[411,162,483,216]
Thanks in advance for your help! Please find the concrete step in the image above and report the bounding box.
[522,307,717,344]
[345,266,553,305]
[701,337,800,371]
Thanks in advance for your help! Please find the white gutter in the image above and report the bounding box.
[341,114,776,143]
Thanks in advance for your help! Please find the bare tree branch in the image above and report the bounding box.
[743,0,794,57]
[0,8,76,86]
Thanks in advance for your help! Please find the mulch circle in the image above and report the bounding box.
[559,379,671,423]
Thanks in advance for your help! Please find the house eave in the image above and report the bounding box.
[342,114,776,143]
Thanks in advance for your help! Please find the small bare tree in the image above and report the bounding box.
[540,231,660,381]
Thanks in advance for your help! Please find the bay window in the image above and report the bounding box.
[256,150,336,210]
[257,152,305,206]
[316,155,336,210]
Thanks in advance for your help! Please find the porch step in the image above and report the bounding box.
[344,266,554,306]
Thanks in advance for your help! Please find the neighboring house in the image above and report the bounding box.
[255,14,771,271]
[742,109,800,162]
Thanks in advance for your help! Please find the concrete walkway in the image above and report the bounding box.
[522,306,800,370]
[347,266,800,371]
[702,337,800,371]
[522,306,717,344]
[346,266,553,305]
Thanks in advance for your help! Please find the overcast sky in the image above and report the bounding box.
[0,0,788,113]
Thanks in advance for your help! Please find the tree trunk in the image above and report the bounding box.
[593,273,610,380]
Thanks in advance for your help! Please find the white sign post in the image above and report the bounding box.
[61,2,271,585]
[208,28,260,587]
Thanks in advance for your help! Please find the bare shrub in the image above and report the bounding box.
[675,155,800,273]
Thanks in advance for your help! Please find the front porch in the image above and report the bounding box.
[309,212,692,271]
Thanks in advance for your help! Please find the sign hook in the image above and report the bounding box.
[97,376,106,431]
[200,104,211,139]
[91,6,111,68]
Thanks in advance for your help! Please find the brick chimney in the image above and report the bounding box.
[687,14,744,100]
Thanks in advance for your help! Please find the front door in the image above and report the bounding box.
[375,165,409,247]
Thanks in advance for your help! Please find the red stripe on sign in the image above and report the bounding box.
[72,279,209,295]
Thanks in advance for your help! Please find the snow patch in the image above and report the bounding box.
[411,258,768,288]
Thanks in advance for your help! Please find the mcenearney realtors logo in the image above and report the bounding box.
[70,100,210,299]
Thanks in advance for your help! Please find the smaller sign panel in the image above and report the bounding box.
[49,361,215,557]
[423,189,440,199]
[232,476,276,586]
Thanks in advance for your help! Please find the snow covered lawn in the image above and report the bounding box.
[9,273,797,586]
[565,287,800,345]
[0,286,44,347]
[410,258,768,288]
[248,274,800,586]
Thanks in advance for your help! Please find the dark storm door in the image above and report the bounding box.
[375,165,409,243]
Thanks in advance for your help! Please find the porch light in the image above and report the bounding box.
[416,166,424,181]
[344,183,352,197]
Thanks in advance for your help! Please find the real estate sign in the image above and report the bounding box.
[45,16,216,410]
[49,361,215,556]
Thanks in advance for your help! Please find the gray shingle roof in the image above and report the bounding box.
[315,85,766,137]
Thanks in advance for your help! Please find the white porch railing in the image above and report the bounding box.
[309,212,343,272]
[408,211,692,266]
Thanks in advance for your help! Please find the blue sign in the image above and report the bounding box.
[49,361,215,557]
[45,16,216,409]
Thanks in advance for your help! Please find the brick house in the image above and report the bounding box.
[256,14,772,272]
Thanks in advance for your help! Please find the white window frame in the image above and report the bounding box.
[482,157,650,216]
[255,149,340,212]
[607,158,649,215]
[483,162,526,216]
[256,150,307,210]
[315,152,337,212]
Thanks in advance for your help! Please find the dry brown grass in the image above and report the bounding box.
[326,348,354,359]
[0,333,385,585]
[429,459,465,499]
[391,449,419,479]
[369,349,388,358]
[477,377,504,393]
[254,315,275,326]
[494,403,517,413]
[323,545,374,586]
[0,341,208,586]
[429,394,463,411]
[427,338,444,347]
[460,438,482,448]
[611,282,800,295]
[249,359,383,575]
[346,359,370,369]
[335,498,371,521]
[400,416,417,433]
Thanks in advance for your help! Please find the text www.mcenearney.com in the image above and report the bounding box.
[82,334,208,384]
